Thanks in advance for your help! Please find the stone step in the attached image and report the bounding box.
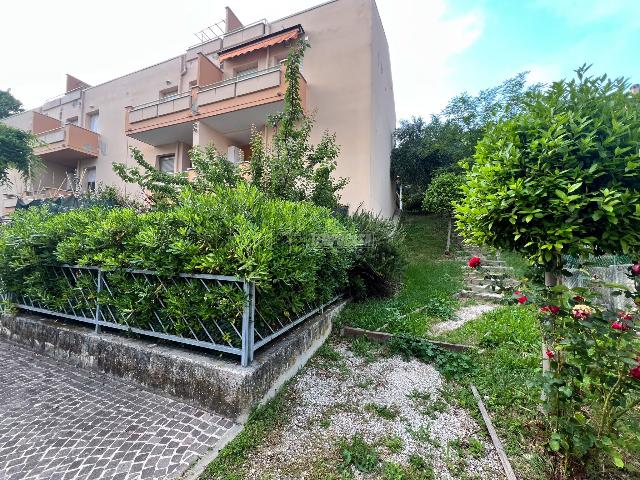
[481,260,506,266]
[459,290,503,302]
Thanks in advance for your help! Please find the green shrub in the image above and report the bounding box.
[422,172,463,216]
[340,210,406,298]
[0,185,358,344]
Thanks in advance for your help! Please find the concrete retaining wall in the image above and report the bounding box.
[0,301,344,421]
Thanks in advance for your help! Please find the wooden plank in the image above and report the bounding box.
[340,326,477,352]
[471,385,518,480]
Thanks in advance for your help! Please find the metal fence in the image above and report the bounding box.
[562,256,635,310]
[1,265,340,366]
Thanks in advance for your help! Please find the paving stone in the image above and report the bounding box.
[0,339,235,479]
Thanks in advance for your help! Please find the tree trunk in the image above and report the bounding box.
[542,270,558,375]
[445,217,452,255]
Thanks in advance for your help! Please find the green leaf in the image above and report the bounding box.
[612,451,624,469]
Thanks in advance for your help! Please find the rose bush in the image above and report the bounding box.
[532,281,640,474]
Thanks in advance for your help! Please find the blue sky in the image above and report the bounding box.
[0,0,637,122]
[426,0,639,118]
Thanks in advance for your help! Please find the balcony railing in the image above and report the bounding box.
[34,124,99,160]
[125,64,306,142]
[127,65,284,125]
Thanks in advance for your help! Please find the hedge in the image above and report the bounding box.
[0,185,359,346]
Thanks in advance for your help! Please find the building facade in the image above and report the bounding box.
[1,0,396,216]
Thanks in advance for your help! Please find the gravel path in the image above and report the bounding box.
[238,341,503,479]
[430,304,498,335]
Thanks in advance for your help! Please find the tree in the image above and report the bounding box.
[0,90,24,119]
[391,73,543,209]
[455,67,640,469]
[113,145,240,207]
[247,39,348,210]
[115,39,347,211]
[0,124,39,187]
[455,66,640,275]
[422,172,464,254]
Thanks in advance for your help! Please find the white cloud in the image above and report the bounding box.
[377,0,485,120]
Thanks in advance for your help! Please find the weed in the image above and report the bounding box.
[350,337,380,362]
[382,457,435,480]
[317,344,343,362]
[339,435,379,473]
[382,435,404,453]
[364,403,399,420]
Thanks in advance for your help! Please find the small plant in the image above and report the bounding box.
[364,403,399,420]
[339,435,379,473]
[388,335,475,380]
[382,435,404,453]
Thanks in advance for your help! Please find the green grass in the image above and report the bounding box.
[336,214,464,336]
[438,305,550,479]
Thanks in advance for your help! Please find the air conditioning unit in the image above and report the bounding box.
[227,145,245,164]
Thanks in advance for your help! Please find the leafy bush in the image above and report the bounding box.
[535,284,640,474]
[0,185,358,344]
[456,66,640,267]
[340,210,405,298]
[422,172,463,216]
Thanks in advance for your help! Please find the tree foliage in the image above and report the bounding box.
[455,66,640,268]
[391,73,542,199]
[0,123,40,186]
[422,172,464,217]
[0,89,23,119]
[247,39,348,210]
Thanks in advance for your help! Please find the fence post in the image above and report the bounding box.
[241,280,252,367]
[94,269,102,334]
[249,282,255,363]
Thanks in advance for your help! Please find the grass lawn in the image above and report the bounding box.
[438,305,551,478]
[335,214,465,337]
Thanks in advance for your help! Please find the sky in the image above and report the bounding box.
[0,0,638,122]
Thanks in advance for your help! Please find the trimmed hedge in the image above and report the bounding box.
[0,185,358,344]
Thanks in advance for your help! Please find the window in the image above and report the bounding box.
[160,88,178,100]
[87,112,99,133]
[85,167,96,192]
[158,155,175,174]
[235,65,258,79]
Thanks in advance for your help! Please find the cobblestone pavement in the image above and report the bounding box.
[0,340,236,480]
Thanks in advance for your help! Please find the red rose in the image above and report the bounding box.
[631,263,640,276]
[573,295,585,302]
[541,305,560,315]
[617,312,633,321]
[514,290,522,295]
[611,321,624,330]
[517,295,528,304]
[546,350,554,359]
[468,257,481,268]
[631,366,640,380]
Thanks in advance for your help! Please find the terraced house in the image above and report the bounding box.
[1,0,396,216]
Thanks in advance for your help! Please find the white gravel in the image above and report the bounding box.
[239,341,503,479]
[431,304,498,335]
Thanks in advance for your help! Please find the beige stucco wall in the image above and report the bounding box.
[81,57,184,196]
[1,0,396,216]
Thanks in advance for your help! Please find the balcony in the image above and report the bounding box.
[125,64,307,146]
[34,124,100,165]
